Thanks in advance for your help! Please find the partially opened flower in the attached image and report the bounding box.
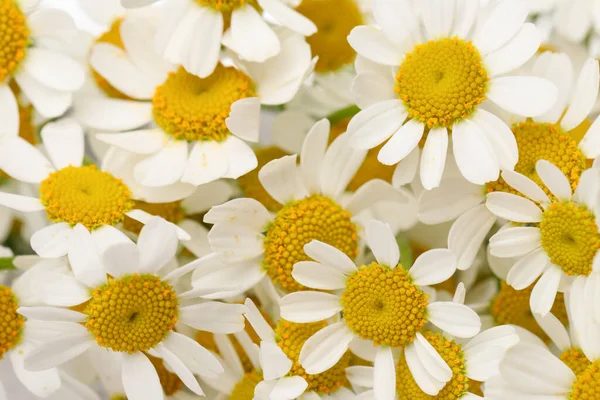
[279,220,482,398]
[346,0,558,188]
[18,217,247,400]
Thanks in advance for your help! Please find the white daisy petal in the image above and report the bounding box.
[244,298,276,342]
[451,0,479,38]
[422,0,454,39]
[486,192,543,223]
[163,332,224,378]
[506,248,551,290]
[125,209,190,240]
[347,99,405,150]
[344,178,409,215]
[373,346,396,400]
[260,341,292,380]
[137,217,179,273]
[179,302,246,333]
[134,140,188,187]
[226,97,261,142]
[535,160,572,201]
[487,76,557,117]
[31,223,71,258]
[346,366,374,388]
[393,146,420,187]
[463,346,507,382]
[319,133,367,198]
[418,178,484,224]
[41,118,84,169]
[207,221,264,262]
[472,0,528,55]
[561,57,600,132]
[259,154,301,205]
[17,306,86,322]
[122,353,163,400]
[182,9,223,78]
[484,23,540,77]
[414,332,452,382]
[304,240,358,275]
[347,26,402,66]
[0,137,54,183]
[181,140,229,186]
[420,127,448,190]
[404,343,445,396]
[0,84,19,138]
[300,119,330,194]
[530,265,562,317]
[352,72,396,109]
[0,192,44,212]
[257,0,316,36]
[23,48,84,92]
[580,114,600,158]
[448,204,497,271]
[463,325,519,352]
[574,168,600,209]
[366,220,400,268]
[409,249,457,286]
[10,342,61,398]
[95,129,166,155]
[489,227,542,258]
[299,321,354,374]
[533,312,571,351]
[471,109,518,171]
[378,119,424,166]
[14,70,72,118]
[427,301,481,338]
[292,261,347,290]
[501,170,550,204]
[228,6,279,62]
[221,135,258,179]
[203,198,270,230]
[373,0,419,45]
[67,224,106,288]
[155,342,204,395]
[452,118,499,185]
[25,329,94,371]
[101,241,140,278]
[279,291,342,323]
[74,96,153,131]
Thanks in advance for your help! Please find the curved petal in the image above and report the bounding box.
[299,321,354,374]
[279,291,342,323]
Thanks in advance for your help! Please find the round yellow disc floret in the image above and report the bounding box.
[570,360,600,399]
[238,146,289,212]
[195,0,253,12]
[84,274,179,353]
[91,19,131,100]
[229,370,263,400]
[540,202,600,277]
[123,200,184,236]
[39,165,134,231]
[486,121,587,196]
[0,285,24,359]
[0,0,29,82]
[147,353,183,396]
[110,395,127,400]
[342,262,429,347]
[395,331,469,399]
[275,319,351,394]
[263,194,358,292]
[561,348,592,377]
[490,281,568,342]
[153,65,256,142]
[296,0,362,72]
[395,38,488,128]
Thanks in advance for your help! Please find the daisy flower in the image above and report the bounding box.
[0,0,84,121]
[202,119,407,295]
[19,217,248,400]
[345,0,558,188]
[278,220,482,398]
[119,0,316,77]
[486,161,600,316]
[418,52,600,272]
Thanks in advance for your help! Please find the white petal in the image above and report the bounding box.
[14,70,72,118]
[134,140,188,187]
[485,192,542,222]
[23,48,84,92]
[228,6,279,62]
[448,204,497,270]
[418,178,484,224]
[347,26,402,66]
[279,291,342,323]
[410,248,457,286]
[138,217,179,273]
[535,160,571,201]
[319,133,367,198]
[125,209,190,240]
[413,332,452,382]
[203,198,270,230]
[452,118,500,185]
[10,342,61,398]
[484,23,540,77]
[347,99,405,150]
[489,226,542,258]
[304,240,358,275]
[464,346,508,382]
[506,248,551,290]
[0,137,53,183]
[67,224,106,288]
[122,353,163,400]
[420,127,448,190]
[574,168,600,209]
[346,366,374,388]
[487,76,558,117]
[463,325,520,353]
[41,118,84,169]
[226,97,261,142]
[95,129,167,155]
[25,332,94,371]
[501,170,550,204]
[180,140,229,186]
[259,154,301,205]
[292,261,347,290]
[561,58,600,132]
[0,84,19,138]
[257,0,316,35]
[260,341,292,380]
[102,241,140,278]
[31,223,71,258]
[533,312,571,351]
[344,178,409,216]
[221,135,258,179]
[580,114,600,158]
[300,118,329,194]
[163,332,223,378]
[530,266,562,317]
[378,120,424,166]
[207,221,264,262]
[471,109,518,171]
[427,301,481,338]
[0,192,44,212]
[373,346,396,400]
[74,96,153,131]
[404,344,445,396]
[243,298,276,342]
[155,342,204,395]
[17,306,86,322]
[352,72,396,109]
[393,146,420,187]
[373,0,419,45]
[472,0,528,55]
[299,321,353,374]
[366,220,400,268]
[179,302,246,334]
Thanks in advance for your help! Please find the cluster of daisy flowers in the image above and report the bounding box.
[2,0,600,399]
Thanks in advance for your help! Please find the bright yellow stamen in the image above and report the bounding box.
[296,0,363,72]
[229,370,263,400]
[275,320,351,394]
[540,202,600,276]
[263,194,358,292]
[238,146,289,212]
[39,165,134,230]
[147,353,184,396]
[84,274,179,353]
[92,19,131,100]
[396,331,470,399]
[123,200,184,236]
[195,0,253,12]
[561,348,592,377]
[153,65,256,142]
[0,0,29,82]
[486,121,587,196]
[0,285,23,359]
[342,262,429,347]
[395,38,488,129]
[490,281,568,342]
[109,395,127,400]
[570,360,600,398]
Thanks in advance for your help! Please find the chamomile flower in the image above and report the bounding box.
[346,0,558,188]
[120,0,316,77]
[278,220,482,398]
[19,217,247,400]
[202,119,407,295]
[486,161,600,316]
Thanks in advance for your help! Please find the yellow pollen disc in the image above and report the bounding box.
[395,38,488,129]
[275,320,351,394]
[561,348,592,377]
[396,331,469,399]
[110,396,127,400]
[295,0,363,72]
[238,146,289,212]
[0,285,24,359]
[152,65,256,142]
[84,274,179,353]
[39,165,134,230]
[92,19,131,100]
[263,194,358,292]
[570,360,600,399]
[146,353,184,396]
[486,121,587,196]
[341,262,429,347]
[0,0,29,82]
[540,202,600,277]
[490,281,568,342]
[229,370,263,400]
[123,200,184,236]
[195,0,252,12]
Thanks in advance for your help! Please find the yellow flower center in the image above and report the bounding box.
[341,262,429,347]
[486,121,587,196]
[110,396,127,400]
[229,370,263,400]
[263,194,358,292]
[295,0,362,72]
[570,360,600,399]
[195,0,252,12]
[92,19,131,100]
[147,353,184,396]
[84,274,179,353]
[490,281,568,342]
[238,146,289,212]
[275,320,351,394]
[0,0,29,82]
[561,348,592,377]
[0,285,23,359]
[395,331,471,399]
[39,165,134,231]
[395,38,488,129]
[152,65,256,142]
[123,200,184,236]
[540,202,600,277]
